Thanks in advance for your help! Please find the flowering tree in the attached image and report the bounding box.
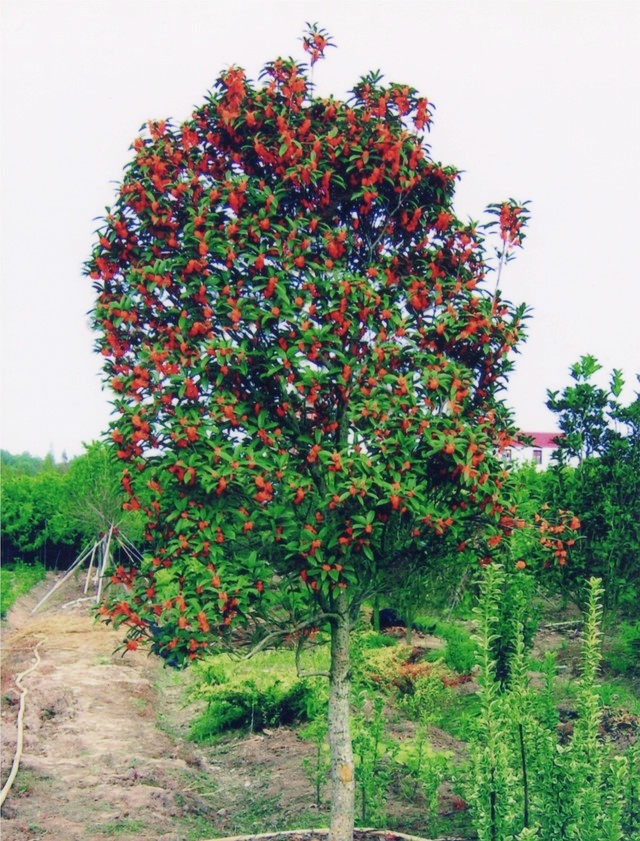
[88,27,534,838]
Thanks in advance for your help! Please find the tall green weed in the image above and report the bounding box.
[465,567,639,841]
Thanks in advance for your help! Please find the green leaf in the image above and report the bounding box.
[610,368,625,398]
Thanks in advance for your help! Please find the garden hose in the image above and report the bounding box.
[0,635,46,807]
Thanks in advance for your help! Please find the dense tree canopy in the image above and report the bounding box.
[86,29,541,838]
[88,42,532,646]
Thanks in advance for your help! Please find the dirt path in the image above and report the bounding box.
[1,575,210,840]
[0,575,330,841]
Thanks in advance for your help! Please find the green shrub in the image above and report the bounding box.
[356,631,398,650]
[412,618,437,635]
[604,620,640,676]
[439,692,483,741]
[414,615,477,675]
[397,667,454,725]
[189,678,313,740]
[442,625,476,675]
[186,648,328,740]
[1,561,46,617]
[416,617,476,675]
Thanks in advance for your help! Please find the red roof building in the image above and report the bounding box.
[503,431,563,469]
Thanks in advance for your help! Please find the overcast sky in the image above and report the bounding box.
[1,0,639,460]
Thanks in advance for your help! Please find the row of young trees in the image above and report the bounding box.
[1,443,143,567]
[83,27,580,839]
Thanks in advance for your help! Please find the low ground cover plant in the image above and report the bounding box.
[187,646,328,739]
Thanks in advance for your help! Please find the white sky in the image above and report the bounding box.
[1,0,639,460]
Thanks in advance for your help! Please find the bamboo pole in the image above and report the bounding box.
[83,540,99,595]
[30,543,94,614]
[96,524,114,604]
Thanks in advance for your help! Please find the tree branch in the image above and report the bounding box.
[237,612,337,660]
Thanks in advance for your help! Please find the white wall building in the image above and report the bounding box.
[503,431,561,470]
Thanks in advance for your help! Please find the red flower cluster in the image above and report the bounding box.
[86,30,536,667]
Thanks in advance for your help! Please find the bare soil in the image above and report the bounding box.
[1,576,466,841]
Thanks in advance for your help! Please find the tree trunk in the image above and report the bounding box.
[328,588,355,841]
[372,593,380,632]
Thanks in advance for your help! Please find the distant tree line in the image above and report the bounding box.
[1,442,143,568]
